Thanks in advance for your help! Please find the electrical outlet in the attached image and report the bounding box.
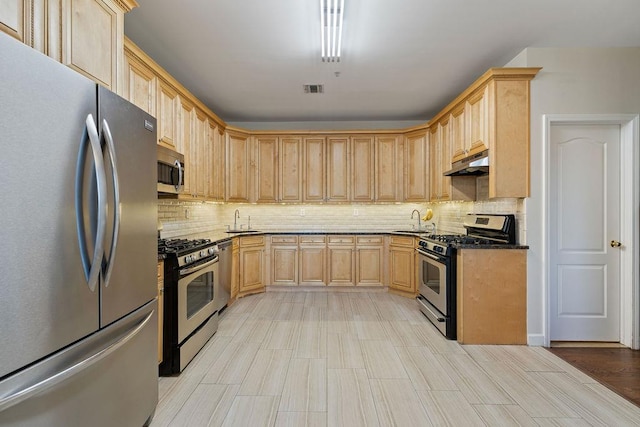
[185,209,190,219]
[300,208,306,216]
[353,208,359,216]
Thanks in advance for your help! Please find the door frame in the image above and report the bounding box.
[542,114,639,349]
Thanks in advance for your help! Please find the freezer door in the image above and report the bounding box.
[98,86,158,327]
[0,33,100,378]
[0,300,158,427]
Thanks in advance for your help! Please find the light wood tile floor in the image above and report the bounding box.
[151,291,640,426]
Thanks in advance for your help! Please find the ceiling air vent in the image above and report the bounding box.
[303,84,324,94]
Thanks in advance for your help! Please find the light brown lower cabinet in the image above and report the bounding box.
[299,235,327,286]
[157,260,164,364]
[388,235,416,297]
[327,235,355,286]
[230,238,239,302]
[238,235,265,297]
[355,235,384,286]
[270,235,298,286]
[456,249,527,344]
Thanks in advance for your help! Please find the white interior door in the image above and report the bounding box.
[549,123,622,341]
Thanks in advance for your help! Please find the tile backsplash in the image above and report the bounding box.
[158,198,527,244]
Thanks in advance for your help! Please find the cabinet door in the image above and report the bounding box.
[271,246,298,286]
[239,247,264,294]
[404,132,429,201]
[303,137,325,202]
[123,52,156,115]
[157,79,178,148]
[451,106,466,162]
[351,136,374,201]
[356,246,384,286]
[466,86,489,156]
[429,125,441,201]
[226,132,250,202]
[194,110,208,197]
[327,136,350,201]
[0,0,26,41]
[177,98,194,195]
[207,121,223,200]
[375,135,400,201]
[389,247,414,293]
[327,244,354,286]
[254,136,278,203]
[279,136,302,202]
[63,0,123,91]
[440,117,452,201]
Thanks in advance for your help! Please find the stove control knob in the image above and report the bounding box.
[208,248,215,255]
[200,250,206,257]
[184,255,190,263]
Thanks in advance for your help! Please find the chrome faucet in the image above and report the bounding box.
[234,209,240,230]
[411,209,421,230]
[431,222,437,235]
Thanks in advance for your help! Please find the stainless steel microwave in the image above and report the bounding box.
[157,145,184,194]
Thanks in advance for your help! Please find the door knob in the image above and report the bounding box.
[610,240,622,248]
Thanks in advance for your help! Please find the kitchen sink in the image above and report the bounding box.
[226,229,261,234]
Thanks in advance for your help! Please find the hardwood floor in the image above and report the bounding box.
[152,291,640,426]
[548,347,640,408]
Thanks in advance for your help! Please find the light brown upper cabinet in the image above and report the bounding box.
[303,137,326,202]
[404,131,429,202]
[279,136,303,202]
[429,124,441,202]
[63,0,127,93]
[254,135,278,203]
[351,136,375,202]
[327,136,350,202]
[226,130,251,202]
[193,109,208,198]
[177,97,194,196]
[157,79,178,149]
[458,85,489,162]
[253,135,302,203]
[430,117,452,202]
[123,48,156,115]
[375,135,402,201]
[208,122,225,201]
[0,0,26,42]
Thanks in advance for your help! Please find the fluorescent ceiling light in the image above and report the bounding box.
[321,0,344,62]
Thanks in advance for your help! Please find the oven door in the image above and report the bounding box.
[416,248,448,316]
[177,256,218,343]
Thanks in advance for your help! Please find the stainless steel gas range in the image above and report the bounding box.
[158,238,224,375]
[416,214,516,339]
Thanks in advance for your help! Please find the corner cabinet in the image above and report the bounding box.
[404,131,429,202]
[226,130,251,202]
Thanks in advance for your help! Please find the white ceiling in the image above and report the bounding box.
[124,0,640,123]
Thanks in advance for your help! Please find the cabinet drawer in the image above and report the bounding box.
[240,235,265,247]
[356,235,383,245]
[271,235,298,244]
[299,235,326,244]
[328,235,355,245]
[390,235,415,247]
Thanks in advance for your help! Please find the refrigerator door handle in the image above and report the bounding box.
[101,119,120,287]
[75,114,107,292]
[0,309,154,412]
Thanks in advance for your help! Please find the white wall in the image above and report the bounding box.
[505,47,640,344]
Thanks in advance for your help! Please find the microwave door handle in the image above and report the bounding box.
[175,159,183,192]
[101,119,120,287]
[75,114,107,292]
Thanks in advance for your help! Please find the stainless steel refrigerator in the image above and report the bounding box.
[0,33,158,426]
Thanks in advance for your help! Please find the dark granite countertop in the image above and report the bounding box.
[453,243,529,250]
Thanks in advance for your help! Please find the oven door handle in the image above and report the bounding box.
[179,256,219,276]
[417,295,445,322]
[415,247,442,261]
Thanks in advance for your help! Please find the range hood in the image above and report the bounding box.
[444,149,489,176]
